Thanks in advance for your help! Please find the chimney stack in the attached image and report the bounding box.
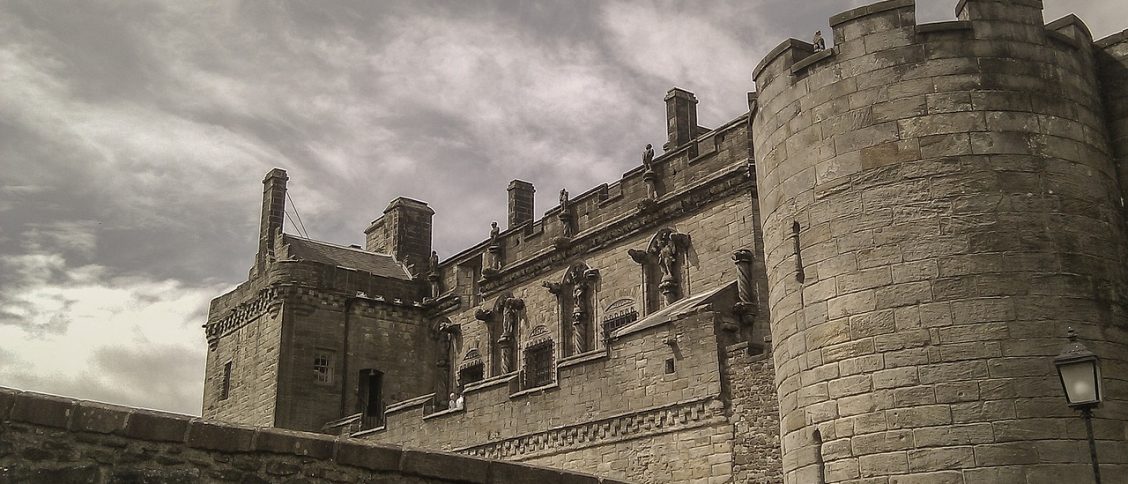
[255,168,288,274]
[663,88,699,152]
[365,197,434,272]
[507,180,535,228]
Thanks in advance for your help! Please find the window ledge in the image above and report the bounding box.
[351,425,385,438]
[558,349,608,368]
[508,382,558,400]
[463,372,517,393]
[423,405,465,420]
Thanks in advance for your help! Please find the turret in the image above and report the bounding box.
[365,197,434,273]
[752,0,1128,482]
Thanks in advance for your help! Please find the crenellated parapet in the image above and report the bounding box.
[751,1,1128,482]
[429,113,753,308]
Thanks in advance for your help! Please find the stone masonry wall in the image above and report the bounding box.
[726,342,782,484]
[441,186,759,393]
[203,305,281,427]
[274,296,434,433]
[362,312,742,483]
[0,387,627,484]
[752,0,1128,482]
[1098,29,1128,208]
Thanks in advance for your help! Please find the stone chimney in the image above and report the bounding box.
[663,88,699,151]
[255,168,288,274]
[365,197,434,272]
[507,180,535,229]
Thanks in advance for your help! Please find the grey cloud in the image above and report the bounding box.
[0,0,1119,413]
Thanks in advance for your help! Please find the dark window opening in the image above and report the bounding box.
[220,361,232,400]
[665,358,676,374]
[524,341,554,388]
[313,351,333,384]
[357,369,384,428]
[459,364,484,386]
[602,308,639,339]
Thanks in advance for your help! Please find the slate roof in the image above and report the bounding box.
[281,234,411,280]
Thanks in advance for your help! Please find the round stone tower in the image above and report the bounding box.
[751,0,1128,482]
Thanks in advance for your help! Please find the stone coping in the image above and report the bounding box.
[829,0,913,27]
[0,386,632,484]
[557,349,609,369]
[915,20,973,34]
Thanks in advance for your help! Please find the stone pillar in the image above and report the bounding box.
[255,168,288,274]
[663,88,698,151]
[507,180,535,229]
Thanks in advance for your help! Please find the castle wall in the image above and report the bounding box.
[0,387,624,484]
[202,298,281,427]
[752,0,1128,482]
[1098,29,1128,208]
[273,295,434,433]
[361,312,735,484]
[726,342,782,484]
[204,260,433,433]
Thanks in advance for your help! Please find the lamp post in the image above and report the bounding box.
[1054,327,1103,484]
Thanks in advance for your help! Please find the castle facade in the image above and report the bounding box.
[203,1,1128,483]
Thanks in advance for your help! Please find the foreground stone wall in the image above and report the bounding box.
[0,387,628,484]
[752,0,1128,482]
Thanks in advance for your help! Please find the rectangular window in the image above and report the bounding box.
[602,308,639,338]
[524,342,554,388]
[221,361,232,400]
[459,364,484,386]
[313,350,334,385]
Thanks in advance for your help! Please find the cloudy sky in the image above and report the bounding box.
[1,0,1121,415]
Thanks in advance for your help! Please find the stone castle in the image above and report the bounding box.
[201,1,1128,483]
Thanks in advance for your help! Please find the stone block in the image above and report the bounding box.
[885,405,951,429]
[973,442,1039,466]
[186,420,255,452]
[336,440,402,472]
[401,448,490,483]
[123,409,191,442]
[914,423,994,447]
[255,428,336,458]
[888,471,963,484]
[0,387,17,420]
[489,461,565,484]
[906,446,974,472]
[10,392,75,429]
[857,451,908,477]
[71,401,131,434]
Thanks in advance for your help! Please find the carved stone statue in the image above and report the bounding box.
[643,144,655,172]
[812,30,825,51]
[559,188,569,208]
[655,232,678,282]
[429,250,440,275]
[572,283,586,319]
[502,297,524,338]
[489,221,500,246]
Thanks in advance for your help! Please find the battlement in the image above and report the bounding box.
[748,1,1128,482]
[751,0,1104,102]
[432,110,752,303]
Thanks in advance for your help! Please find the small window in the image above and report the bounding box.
[602,299,639,339]
[459,363,484,386]
[313,351,334,385]
[221,361,232,400]
[524,341,554,388]
[665,358,676,374]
